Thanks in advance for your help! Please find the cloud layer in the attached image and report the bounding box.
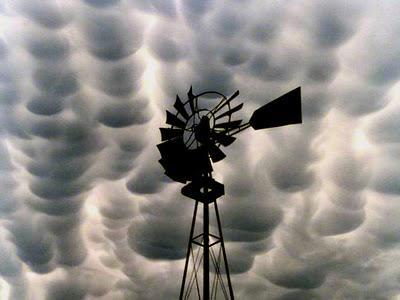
[1,0,400,299]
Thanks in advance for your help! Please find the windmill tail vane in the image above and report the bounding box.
[157,86,302,300]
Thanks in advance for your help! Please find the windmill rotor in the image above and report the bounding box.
[158,86,302,184]
[157,87,243,183]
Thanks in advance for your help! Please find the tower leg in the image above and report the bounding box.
[214,201,234,300]
[203,201,209,300]
[180,201,199,300]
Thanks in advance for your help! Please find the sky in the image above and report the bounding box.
[0,0,400,299]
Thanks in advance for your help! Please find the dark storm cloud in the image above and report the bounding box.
[0,39,6,59]
[32,66,79,97]
[99,193,135,221]
[216,198,282,242]
[367,99,400,195]
[0,232,22,278]
[7,216,55,273]
[27,195,83,217]
[46,277,87,300]
[126,145,167,194]
[13,0,72,29]
[261,216,334,290]
[246,52,295,82]
[0,141,19,215]
[97,98,151,128]
[276,290,320,300]
[86,57,145,97]
[312,202,365,236]
[83,0,121,9]
[0,83,18,107]
[26,155,91,181]
[129,0,177,17]
[220,42,251,66]
[331,76,388,116]
[309,1,363,48]
[262,242,330,290]
[128,215,189,259]
[26,95,64,116]
[300,87,331,120]
[1,0,400,299]
[0,179,18,214]
[80,8,144,61]
[147,20,189,62]
[0,1,152,298]
[55,229,87,266]
[127,189,193,260]
[225,245,256,274]
[327,153,370,191]
[372,156,400,195]
[25,31,70,63]
[305,52,338,83]
[260,127,318,193]
[126,165,165,194]
[29,177,89,200]
[368,104,400,144]
[181,0,215,19]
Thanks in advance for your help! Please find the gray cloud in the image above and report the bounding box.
[97,99,151,128]
[1,0,400,299]
[7,215,55,273]
[46,277,87,300]
[13,0,72,29]
[25,31,70,63]
[79,9,144,61]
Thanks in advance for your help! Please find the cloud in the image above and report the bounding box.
[13,0,73,29]
[128,215,189,260]
[7,215,55,273]
[79,9,144,61]
[0,231,22,278]
[46,277,87,300]
[1,0,400,299]
[97,97,151,128]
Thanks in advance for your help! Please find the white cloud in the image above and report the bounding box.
[1,0,400,299]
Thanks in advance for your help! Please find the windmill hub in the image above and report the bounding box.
[194,116,211,145]
[183,110,215,150]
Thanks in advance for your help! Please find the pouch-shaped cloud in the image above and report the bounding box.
[1,0,400,299]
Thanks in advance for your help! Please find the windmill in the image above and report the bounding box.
[157,86,302,299]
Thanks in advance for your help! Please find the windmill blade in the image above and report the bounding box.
[249,87,302,130]
[215,103,243,120]
[157,138,213,181]
[158,138,190,182]
[159,158,187,183]
[157,137,185,157]
[208,144,226,162]
[158,139,184,168]
[166,110,186,128]
[211,90,239,115]
[173,95,190,120]
[214,119,242,129]
[187,86,196,114]
[160,128,183,141]
[211,131,236,146]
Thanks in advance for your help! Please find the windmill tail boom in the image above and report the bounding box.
[249,86,302,130]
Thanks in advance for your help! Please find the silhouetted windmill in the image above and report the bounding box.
[157,87,302,300]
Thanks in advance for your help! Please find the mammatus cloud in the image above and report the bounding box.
[1,0,400,299]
